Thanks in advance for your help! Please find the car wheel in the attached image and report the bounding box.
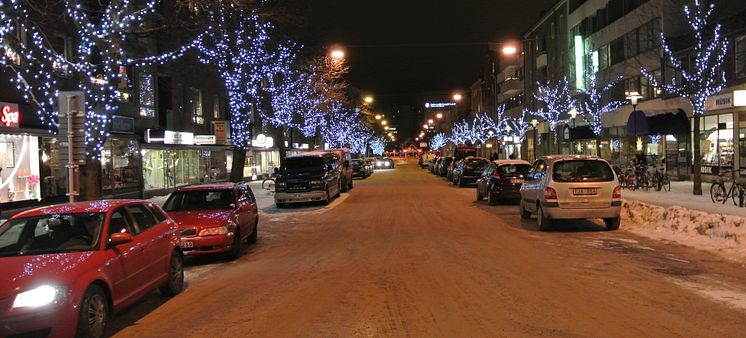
[159,251,184,296]
[324,186,331,205]
[76,285,108,338]
[604,217,621,231]
[248,219,258,244]
[537,205,552,231]
[488,192,499,205]
[520,200,531,219]
[228,228,242,260]
[476,187,483,201]
[341,178,349,192]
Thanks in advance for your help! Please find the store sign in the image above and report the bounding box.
[195,135,216,145]
[251,133,274,148]
[165,130,194,145]
[733,90,746,107]
[1,102,20,128]
[110,115,134,134]
[705,93,733,111]
[425,102,456,109]
[212,121,229,144]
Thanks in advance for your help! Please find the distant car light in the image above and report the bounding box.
[376,161,382,166]
[13,285,62,308]
[384,162,390,167]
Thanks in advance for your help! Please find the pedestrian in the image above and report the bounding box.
[509,153,516,160]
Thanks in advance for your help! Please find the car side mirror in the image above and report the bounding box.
[109,232,134,246]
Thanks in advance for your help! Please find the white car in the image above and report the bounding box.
[519,156,622,231]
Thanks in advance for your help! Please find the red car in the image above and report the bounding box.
[163,183,259,258]
[0,200,184,338]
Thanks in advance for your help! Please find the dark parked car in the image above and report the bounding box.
[453,157,490,187]
[427,157,438,173]
[352,159,370,178]
[446,158,461,181]
[476,159,532,204]
[274,152,342,207]
[437,157,454,177]
[431,157,442,174]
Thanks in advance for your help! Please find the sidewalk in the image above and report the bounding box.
[622,181,746,218]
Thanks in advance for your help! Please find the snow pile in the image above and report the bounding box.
[622,200,746,259]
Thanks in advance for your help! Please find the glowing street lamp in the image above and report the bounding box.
[364,96,374,104]
[381,120,388,126]
[453,94,463,102]
[330,49,345,60]
[502,45,518,55]
[423,124,429,129]
[428,119,434,125]
[436,113,443,119]
[375,114,382,120]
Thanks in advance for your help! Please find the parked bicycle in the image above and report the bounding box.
[262,177,276,192]
[650,166,671,192]
[710,170,745,206]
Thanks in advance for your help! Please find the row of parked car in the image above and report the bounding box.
[426,154,623,232]
[0,149,396,337]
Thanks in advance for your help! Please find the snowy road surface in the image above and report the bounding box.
[110,159,746,337]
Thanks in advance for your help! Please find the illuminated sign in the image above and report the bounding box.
[1,102,20,128]
[195,135,217,145]
[145,129,194,145]
[425,102,456,109]
[251,133,274,148]
[574,36,585,90]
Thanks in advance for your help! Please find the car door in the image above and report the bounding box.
[523,160,545,211]
[125,203,170,293]
[104,207,150,305]
[479,164,494,195]
[237,185,258,239]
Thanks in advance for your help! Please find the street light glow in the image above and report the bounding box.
[436,113,443,119]
[364,96,374,104]
[375,114,382,120]
[428,119,434,124]
[502,46,518,55]
[381,120,388,126]
[453,94,463,102]
[423,124,429,129]
[330,50,345,59]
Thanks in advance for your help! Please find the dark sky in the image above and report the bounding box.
[303,0,557,106]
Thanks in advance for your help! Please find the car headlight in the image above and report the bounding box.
[311,180,324,185]
[385,162,390,167]
[198,226,229,237]
[13,285,64,308]
[376,161,382,166]
[276,182,286,187]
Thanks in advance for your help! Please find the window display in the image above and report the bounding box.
[40,137,67,198]
[0,134,41,203]
[142,148,226,192]
[701,114,733,169]
[102,139,140,192]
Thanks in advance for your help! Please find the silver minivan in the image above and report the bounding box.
[519,156,622,231]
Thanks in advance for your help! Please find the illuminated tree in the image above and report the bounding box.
[577,73,625,136]
[641,0,728,195]
[450,119,472,146]
[429,132,447,150]
[500,108,531,143]
[472,113,499,144]
[533,77,576,154]
[371,137,386,156]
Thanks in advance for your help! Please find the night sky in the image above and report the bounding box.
[303,0,557,110]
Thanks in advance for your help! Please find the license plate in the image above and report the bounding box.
[511,178,524,184]
[181,241,194,249]
[573,188,598,195]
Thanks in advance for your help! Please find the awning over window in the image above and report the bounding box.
[627,109,689,136]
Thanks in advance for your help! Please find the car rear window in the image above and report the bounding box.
[164,190,235,211]
[467,159,488,167]
[552,160,614,182]
[498,164,530,176]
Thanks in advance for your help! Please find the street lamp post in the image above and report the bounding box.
[531,119,539,161]
[569,108,578,154]
[626,91,643,151]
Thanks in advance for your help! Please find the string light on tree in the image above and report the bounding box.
[533,77,576,141]
[429,132,447,150]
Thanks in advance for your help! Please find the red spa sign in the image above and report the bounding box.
[0,102,19,128]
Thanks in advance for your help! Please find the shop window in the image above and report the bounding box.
[139,70,156,118]
[739,112,746,169]
[40,137,67,199]
[102,139,140,192]
[701,114,733,169]
[0,135,41,203]
[116,66,134,103]
[189,87,204,125]
[213,95,221,119]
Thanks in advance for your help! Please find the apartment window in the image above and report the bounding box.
[598,45,610,70]
[2,22,27,66]
[189,87,204,125]
[609,37,625,65]
[735,34,746,79]
[213,95,221,119]
[116,66,134,103]
[138,70,155,118]
[48,35,71,74]
[625,76,641,97]
[624,29,639,59]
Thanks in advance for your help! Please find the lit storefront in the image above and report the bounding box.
[142,129,231,197]
[627,109,691,180]
[243,133,280,179]
[700,90,746,179]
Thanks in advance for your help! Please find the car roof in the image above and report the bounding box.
[539,155,608,163]
[288,151,328,158]
[493,159,532,165]
[13,199,149,219]
[176,182,237,192]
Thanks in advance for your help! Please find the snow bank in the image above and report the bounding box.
[622,200,746,259]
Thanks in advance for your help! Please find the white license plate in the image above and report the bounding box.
[573,188,598,195]
[181,241,194,249]
[511,178,524,184]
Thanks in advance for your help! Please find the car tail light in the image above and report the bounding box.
[492,171,501,180]
[612,186,622,199]
[544,187,558,200]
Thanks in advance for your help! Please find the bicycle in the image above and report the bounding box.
[710,172,745,206]
[650,166,671,192]
[262,177,276,192]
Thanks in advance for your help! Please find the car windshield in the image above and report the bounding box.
[467,159,489,167]
[164,190,235,211]
[553,160,615,182]
[283,157,325,172]
[498,164,531,176]
[0,213,105,256]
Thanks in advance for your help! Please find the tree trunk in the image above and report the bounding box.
[692,115,702,195]
[274,125,288,166]
[83,159,102,201]
[230,147,246,182]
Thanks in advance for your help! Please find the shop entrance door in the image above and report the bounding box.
[665,134,691,180]
[164,150,177,191]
